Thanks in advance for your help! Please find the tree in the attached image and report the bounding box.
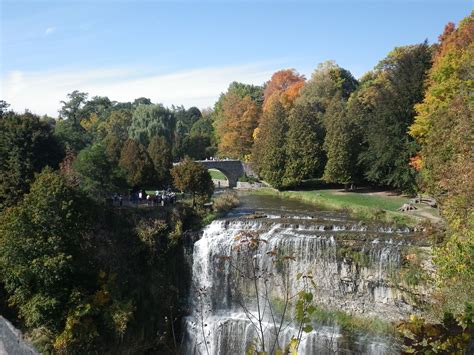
[322,96,360,187]
[173,106,204,160]
[213,82,263,115]
[0,100,10,117]
[133,97,152,107]
[284,101,326,187]
[297,61,358,113]
[180,135,211,160]
[98,109,133,162]
[409,13,474,313]
[170,158,214,207]
[74,143,126,197]
[0,112,63,209]
[0,169,92,330]
[212,82,263,149]
[129,104,176,147]
[263,69,306,111]
[147,136,172,187]
[119,139,155,188]
[59,91,88,124]
[82,96,113,121]
[54,119,92,153]
[216,94,261,159]
[252,100,288,189]
[357,43,432,191]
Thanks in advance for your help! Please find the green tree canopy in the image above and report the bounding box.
[0,112,64,209]
[252,100,288,189]
[170,158,214,206]
[283,101,326,186]
[0,169,93,330]
[129,104,176,147]
[54,118,92,153]
[357,42,433,191]
[59,90,88,124]
[409,13,474,313]
[74,142,126,197]
[147,136,172,187]
[119,139,155,188]
[297,61,358,113]
[322,96,362,186]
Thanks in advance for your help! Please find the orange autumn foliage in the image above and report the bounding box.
[216,94,261,158]
[263,69,305,112]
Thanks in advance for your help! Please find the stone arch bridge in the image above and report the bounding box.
[196,160,250,188]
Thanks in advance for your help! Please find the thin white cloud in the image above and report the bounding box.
[0,64,276,116]
[45,27,56,36]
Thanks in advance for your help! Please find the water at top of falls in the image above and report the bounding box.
[182,192,409,354]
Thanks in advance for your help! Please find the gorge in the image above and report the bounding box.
[181,193,431,354]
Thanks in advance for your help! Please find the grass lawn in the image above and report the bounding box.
[290,189,409,212]
[208,169,227,180]
[251,188,433,225]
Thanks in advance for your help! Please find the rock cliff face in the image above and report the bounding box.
[0,316,38,355]
[182,215,432,354]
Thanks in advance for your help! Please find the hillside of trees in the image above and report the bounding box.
[0,12,472,353]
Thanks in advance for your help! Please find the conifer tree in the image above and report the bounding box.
[322,97,360,188]
[252,99,288,189]
[283,102,325,186]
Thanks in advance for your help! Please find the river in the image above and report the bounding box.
[181,192,418,354]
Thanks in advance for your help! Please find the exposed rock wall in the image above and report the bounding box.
[0,316,38,355]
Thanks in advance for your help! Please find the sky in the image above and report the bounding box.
[0,0,472,117]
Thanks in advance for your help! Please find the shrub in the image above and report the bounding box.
[213,192,239,214]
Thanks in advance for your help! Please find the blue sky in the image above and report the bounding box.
[1,0,472,116]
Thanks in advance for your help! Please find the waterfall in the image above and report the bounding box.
[182,216,410,354]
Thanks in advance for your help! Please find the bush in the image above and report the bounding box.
[213,192,239,214]
[238,174,259,183]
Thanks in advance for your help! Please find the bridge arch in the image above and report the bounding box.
[195,160,245,188]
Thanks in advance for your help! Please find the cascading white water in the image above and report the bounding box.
[182,216,410,354]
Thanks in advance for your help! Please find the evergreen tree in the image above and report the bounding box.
[252,100,288,189]
[322,97,361,187]
[284,102,325,186]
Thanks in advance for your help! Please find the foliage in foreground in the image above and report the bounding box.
[0,169,195,353]
[398,307,473,355]
[409,13,474,315]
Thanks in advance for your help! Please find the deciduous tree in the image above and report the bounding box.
[0,112,63,209]
[129,104,176,147]
[119,139,155,188]
[409,13,474,313]
[74,143,126,197]
[216,94,261,159]
[357,43,432,191]
[147,136,172,186]
[170,158,214,206]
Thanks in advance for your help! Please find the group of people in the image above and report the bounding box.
[112,189,177,207]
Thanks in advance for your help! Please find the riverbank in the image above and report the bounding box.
[248,188,441,225]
